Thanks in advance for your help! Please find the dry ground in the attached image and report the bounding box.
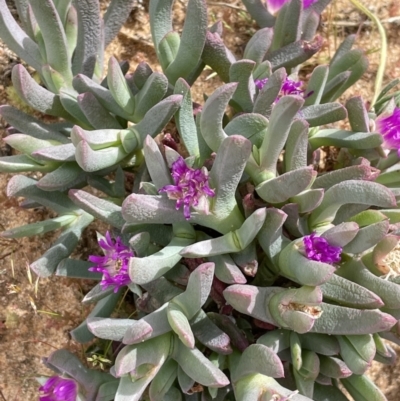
[1,0,400,399]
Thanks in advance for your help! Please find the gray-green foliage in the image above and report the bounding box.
[1,0,400,400]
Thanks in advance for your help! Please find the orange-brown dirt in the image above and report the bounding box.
[1,0,400,399]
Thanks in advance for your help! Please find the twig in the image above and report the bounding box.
[207,2,246,11]
[330,16,400,27]
[0,389,7,401]
[348,0,388,106]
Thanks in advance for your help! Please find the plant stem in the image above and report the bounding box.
[348,0,387,106]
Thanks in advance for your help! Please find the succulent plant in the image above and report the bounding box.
[1,0,400,400]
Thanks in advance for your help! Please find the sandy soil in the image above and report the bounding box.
[1,0,400,399]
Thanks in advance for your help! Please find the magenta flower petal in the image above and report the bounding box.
[39,376,77,401]
[159,156,215,220]
[255,77,268,90]
[266,0,287,14]
[376,107,400,154]
[281,79,304,96]
[255,77,305,101]
[303,0,318,8]
[88,231,134,292]
[303,233,342,264]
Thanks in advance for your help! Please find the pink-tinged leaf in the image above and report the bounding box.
[171,339,229,388]
[284,119,310,171]
[311,303,397,335]
[299,332,340,356]
[346,96,370,132]
[337,259,400,309]
[337,334,375,375]
[209,253,247,284]
[229,60,256,113]
[133,72,169,122]
[0,0,42,71]
[33,143,76,162]
[210,135,251,219]
[0,154,49,173]
[258,95,304,176]
[37,163,85,191]
[73,73,132,119]
[310,180,396,228]
[320,222,359,247]
[115,332,171,379]
[202,30,236,83]
[241,0,275,28]
[0,105,69,143]
[12,65,71,119]
[143,136,172,190]
[309,128,382,150]
[87,317,134,341]
[72,0,102,78]
[223,284,282,325]
[81,283,114,305]
[1,215,75,239]
[29,0,72,82]
[298,350,320,381]
[278,240,336,286]
[319,356,352,379]
[232,344,284,382]
[71,126,121,148]
[164,0,207,85]
[129,234,195,285]
[167,304,195,348]
[68,189,125,229]
[7,174,79,214]
[171,262,215,319]
[107,56,135,114]
[75,140,128,172]
[300,103,347,127]
[291,189,324,213]
[133,94,183,144]
[320,274,384,309]
[148,358,178,401]
[30,213,93,277]
[244,27,273,64]
[313,160,380,190]
[303,65,329,107]
[224,113,269,148]
[234,374,313,401]
[123,305,170,345]
[77,92,122,129]
[200,83,237,151]
[71,290,121,343]
[190,311,232,354]
[256,167,316,203]
[181,209,266,258]
[267,36,323,71]
[122,194,187,224]
[103,0,136,46]
[341,372,387,401]
[343,220,389,254]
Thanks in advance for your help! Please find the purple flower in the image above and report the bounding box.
[89,231,134,292]
[255,77,304,97]
[303,233,342,264]
[39,376,77,401]
[376,107,400,157]
[159,156,215,220]
[266,0,317,14]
